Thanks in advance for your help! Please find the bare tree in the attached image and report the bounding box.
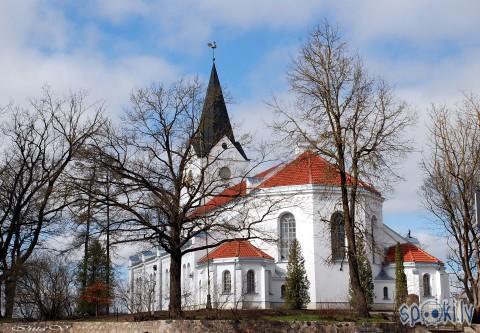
[116,272,157,315]
[271,23,413,317]
[15,254,76,320]
[0,89,105,318]
[421,95,480,315]
[88,77,282,317]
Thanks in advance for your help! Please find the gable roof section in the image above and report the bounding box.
[385,243,442,264]
[190,150,379,216]
[259,151,379,194]
[259,151,339,188]
[199,240,273,263]
[190,182,246,217]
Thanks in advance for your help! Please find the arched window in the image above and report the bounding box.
[246,270,255,294]
[281,285,286,299]
[383,286,389,300]
[279,213,296,260]
[371,216,377,263]
[222,270,231,294]
[331,212,345,260]
[423,274,431,296]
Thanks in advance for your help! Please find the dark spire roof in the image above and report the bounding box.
[193,64,248,160]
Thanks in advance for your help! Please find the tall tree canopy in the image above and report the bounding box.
[272,23,413,317]
[87,79,282,316]
[421,95,480,315]
[0,89,104,318]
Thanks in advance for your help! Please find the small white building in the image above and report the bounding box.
[128,64,449,312]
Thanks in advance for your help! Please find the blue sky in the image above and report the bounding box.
[2,0,480,263]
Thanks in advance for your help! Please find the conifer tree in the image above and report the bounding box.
[395,242,408,308]
[77,239,114,315]
[285,239,310,309]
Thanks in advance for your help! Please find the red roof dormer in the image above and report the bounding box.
[199,240,273,263]
[385,243,442,264]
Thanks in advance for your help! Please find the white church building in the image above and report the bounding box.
[128,64,449,312]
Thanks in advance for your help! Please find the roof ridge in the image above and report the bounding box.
[257,150,310,187]
[198,239,273,263]
[249,241,263,257]
[385,242,442,264]
[407,243,439,260]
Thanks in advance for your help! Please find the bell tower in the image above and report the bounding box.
[190,62,249,186]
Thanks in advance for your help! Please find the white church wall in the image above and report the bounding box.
[129,176,450,312]
[195,259,275,309]
[311,191,349,306]
[379,263,448,307]
[244,189,316,305]
[186,135,250,192]
[239,185,387,308]
[373,280,395,305]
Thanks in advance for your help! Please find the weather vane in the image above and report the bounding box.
[208,41,217,63]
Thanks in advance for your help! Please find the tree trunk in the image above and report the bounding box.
[339,170,369,318]
[0,279,3,318]
[106,179,110,315]
[4,274,17,318]
[344,216,369,317]
[169,252,182,317]
[82,213,90,290]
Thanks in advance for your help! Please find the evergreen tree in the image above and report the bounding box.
[349,238,374,308]
[285,239,310,309]
[77,239,114,315]
[395,242,408,308]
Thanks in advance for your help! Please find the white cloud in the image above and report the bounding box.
[2,0,479,265]
[416,231,449,263]
[89,0,149,23]
[329,0,480,46]
[0,49,179,115]
[81,0,326,53]
[0,2,180,115]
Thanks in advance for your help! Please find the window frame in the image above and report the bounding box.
[331,211,345,261]
[279,213,296,261]
[246,270,255,294]
[423,273,431,297]
[222,270,232,294]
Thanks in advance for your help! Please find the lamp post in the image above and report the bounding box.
[203,41,217,311]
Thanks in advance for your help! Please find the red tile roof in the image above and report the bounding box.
[385,243,442,264]
[258,151,378,192]
[191,150,378,216]
[199,240,274,263]
[190,182,246,217]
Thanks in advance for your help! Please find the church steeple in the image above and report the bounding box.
[193,64,248,160]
